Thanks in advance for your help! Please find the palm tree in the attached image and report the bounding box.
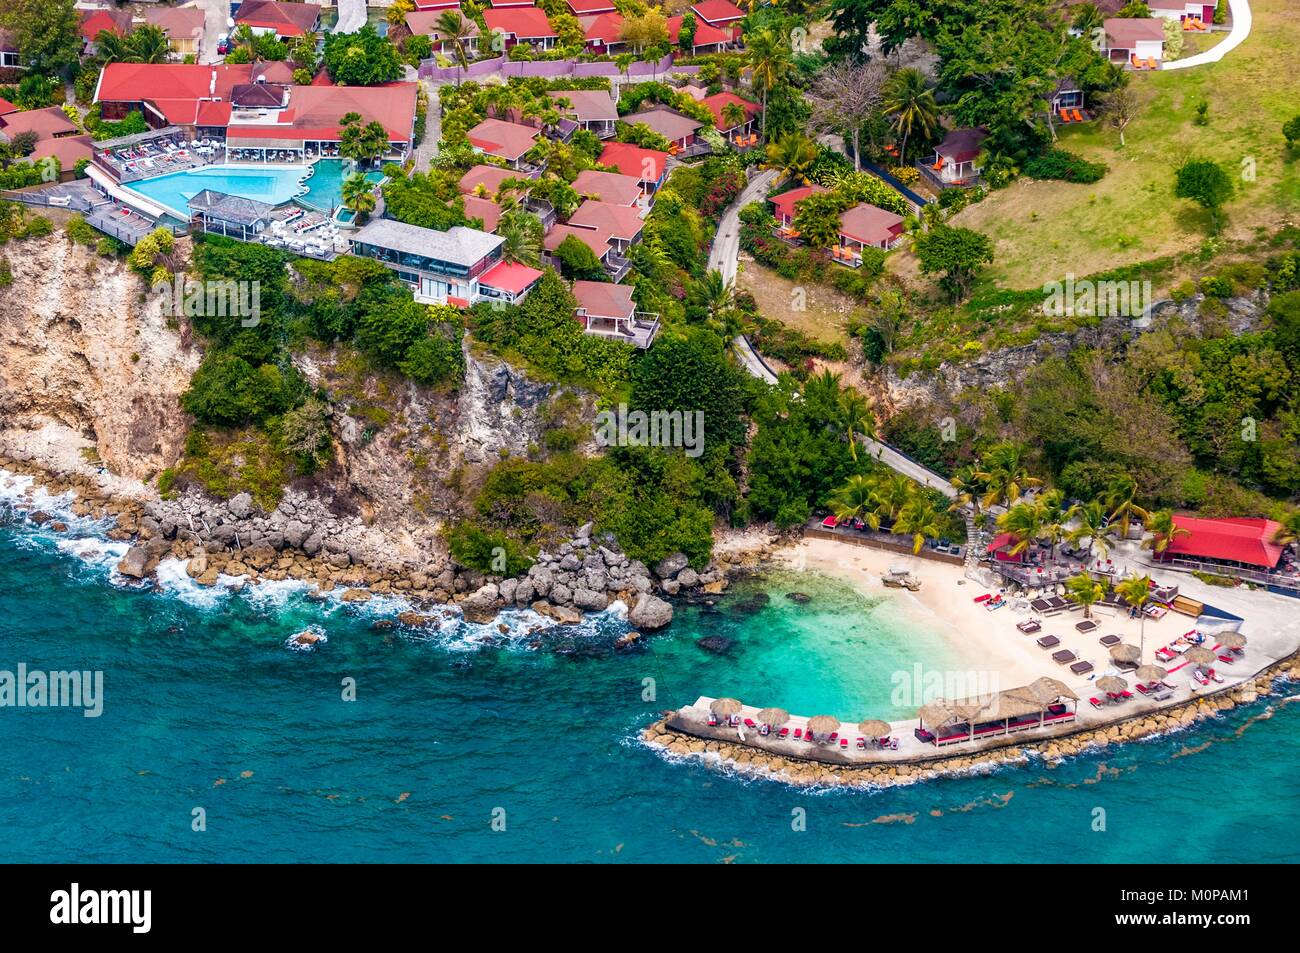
[1065,571,1105,619]
[498,211,541,266]
[894,497,945,554]
[341,173,376,222]
[829,474,878,527]
[693,269,734,325]
[949,463,986,521]
[437,11,475,87]
[1143,508,1190,554]
[764,132,818,184]
[1071,2,1105,39]
[996,501,1043,557]
[1037,488,1069,561]
[838,389,875,462]
[97,25,171,65]
[1273,509,1300,546]
[1067,499,1114,560]
[870,472,916,529]
[883,67,938,163]
[1102,475,1150,542]
[721,100,747,140]
[746,27,791,141]
[1115,574,1153,657]
[975,442,1041,510]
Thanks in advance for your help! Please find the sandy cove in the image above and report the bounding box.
[643,536,1300,788]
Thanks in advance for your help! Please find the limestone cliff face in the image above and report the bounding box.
[0,233,199,481]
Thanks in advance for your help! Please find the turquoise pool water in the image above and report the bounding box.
[127,160,381,218]
[3,472,1298,863]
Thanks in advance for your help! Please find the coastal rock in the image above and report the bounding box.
[573,588,609,611]
[550,583,573,605]
[186,551,208,579]
[227,492,254,520]
[695,635,734,654]
[340,588,371,603]
[531,600,583,625]
[677,568,700,588]
[786,591,811,604]
[116,543,160,579]
[629,594,673,630]
[461,583,501,624]
[498,578,519,603]
[654,553,689,579]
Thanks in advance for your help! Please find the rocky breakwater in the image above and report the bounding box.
[453,527,733,630]
[642,653,1300,790]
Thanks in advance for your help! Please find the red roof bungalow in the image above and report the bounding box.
[30,134,94,179]
[478,260,544,304]
[767,183,827,231]
[548,89,618,138]
[1103,17,1166,69]
[143,7,207,59]
[598,142,668,193]
[568,199,645,252]
[405,12,482,55]
[482,8,558,50]
[459,163,517,197]
[468,117,542,168]
[79,8,133,50]
[490,0,537,5]
[700,91,759,145]
[621,107,701,152]
[1155,516,1286,570]
[463,194,504,232]
[666,15,731,53]
[572,169,644,207]
[923,127,987,187]
[572,280,659,348]
[95,63,259,126]
[546,222,613,263]
[567,0,616,12]
[579,12,625,54]
[0,106,79,140]
[986,532,1026,563]
[690,0,745,27]
[412,0,462,9]
[234,1,322,39]
[834,203,905,266]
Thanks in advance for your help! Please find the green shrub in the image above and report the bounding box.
[1023,148,1108,184]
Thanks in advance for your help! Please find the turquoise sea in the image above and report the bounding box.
[2,472,1298,863]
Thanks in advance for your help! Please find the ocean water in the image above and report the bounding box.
[1,473,1298,863]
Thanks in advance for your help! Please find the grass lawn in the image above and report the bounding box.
[949,0,1300,291]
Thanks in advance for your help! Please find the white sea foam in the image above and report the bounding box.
[284,624,328,653]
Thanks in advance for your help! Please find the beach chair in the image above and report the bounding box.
[1131,53,1141,69]
[1218,654,1234,664]
[707,714,719,726]
[1071,109,1084,122]
[1017,619,1042,634]
[1136,683,1151,696]
[778,727,789,739]
[1037,635,1061,649]
[1070,661,1094,676]
[1059,109,1072,123]
[1099,634,1121,647]
[839,738,848,750]
[1147,58,1159,70]
[1208,669,1224,684]
[743,718,756,729]
[793,728,803,740]
[856,737,866,750]
[1052,649,1077,664]
[828,732,838,742]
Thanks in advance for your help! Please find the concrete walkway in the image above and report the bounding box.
[1163,0,1252,69]
[333,0,367,34]
[861,438,957,498]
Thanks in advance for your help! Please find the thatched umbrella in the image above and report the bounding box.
[1110,643,1141,664]
[1096,675,1129,695]
[918,701,958,731]
[710,697,742,718]
[1185,646,1216,666]
[806,715,840,740]
[1018,676,1079,704]
[858,719,891,740]
[1217,632,1247,650]
[1135,664,1167,685]
[756,707,790,729]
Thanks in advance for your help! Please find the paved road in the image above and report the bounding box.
[861,438,957,498]
[334,0,367,34]
[1163,0,1252,69]
[195,0,230,65]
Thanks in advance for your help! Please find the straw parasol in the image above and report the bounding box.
[756,707,790,728]
[1096,675,1129,694]
[918,700,959,730]
[1217,632,1247,649]
[710,697,742,718]
[1184,646,1216,666]
[1110,643,1141,664]
[858,719,891,738]
[1017,676,1080,704]
[1135,664,1167,684]
[806,715,840,737]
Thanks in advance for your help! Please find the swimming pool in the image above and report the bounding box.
[126,160,383,219]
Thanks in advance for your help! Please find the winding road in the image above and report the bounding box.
[1163,0,1252,70]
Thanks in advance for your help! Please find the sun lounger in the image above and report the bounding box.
[1052,650,1077,664]
[1017,619,1042,633]
[1030,598,1053,612]
[856,737,865,750]
[1131,53,1141,68]
[1075,619,1099,633]
[828,732,838,742]
[1099,634,1121,647]
[1037,635,1061,648]
[1208,669,1224,683]
[1153,690,1173,701]
[1147,58,1159,70]
[914,728,936,744]
[743,718,756,729]
[1071,109,1084,122]
[839,737,848,750]
[793,728,803,740]
[1059,109,1071,123]
[974,593,992,603]
[986,598,1006,611]
[1070,660,1094,675]
[1217,654,1234,664]
[778,727,789,739]
[707,715,718,726]
[1089,697,1105,710]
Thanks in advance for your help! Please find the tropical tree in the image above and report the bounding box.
[746,26,792,141]
[1273,509,1300,546]
[764,132,818,184]
[838,388,875,462]
[996,501,1044,557]
[1143,508,1189,554]
[1067,499,1114,560]
[341,172,376,222]
[1065,571,1105,619]
[437,10,475,86]
[1115,574,1154,656]
[869,472,916,528]
[807,58,888,169]
[829,474,878,526]
[975,442,1041,510]
[883,67,938,162]
[1102,475,1149,541]
[497,210,542,266]
[721,100,747,136]
[1174,158,1234,233]
[96,24,171,65]
[1036,489,1069,561]
[949,463,987,521]
[339,112,390,167]
[894,497,945,554]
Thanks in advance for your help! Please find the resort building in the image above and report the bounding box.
[0,106,91,177]
[572,169,645,207]
[412,0,462,9]
[482,7,558,50]
[459,163,517,197]
[349,218,509,306]
[467,117,543,172]
[79,7,132,57]
[476,261,545,305]
[404,11,482,56]
[1149,2,1216,26]
[666,15,732,54]
[143,7,207,60]
[579,12,625,52]
[463,194,503,232]
[690,0,746,31]
[0,28,22,70]
[1151,516,1297,592]
[567,199,645,252]
[768,184,827,233]
[548,90,619,139]
[834,203,906,264]
[572,280,660,348]
[566,0,616,14]
[1051,78,1089,123]
[187,190,275,240]
[620,107,702,154]
[920,127,987,188]
[597,142,668,194]
[1103,17,1167,68]
[233,1,323,40]
[700,91,759,146]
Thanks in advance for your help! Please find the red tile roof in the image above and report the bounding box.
[463,194,503,232]
[406,11,481,38]
[838,203,904,245]
[97,63,253,105]
[700,91,758,130]
[569,200,644,242]
[413,0,461,8]
[572,169,643,206]
[572,280,634,320]
[467,117,540,161]
[598,142,667,184]
[0,98,18,116]
[666,15,731,48]
[234,1,322,37]
[31,134,93,170]
[480,260,544,295]
[226,83,419,142]
[545,223,611,258]
[567,0,617,13]
[768,184,827,220]
[1104,16,1166,47]
[1162,516,1285,568]
[935,127,987,163]
[459,164,517,196]
[690,0,745,24]
[482,7,557,40]
[144,7,206,39]
[579,12,624,46]
[80,9,132,43]
[0,106,79,139]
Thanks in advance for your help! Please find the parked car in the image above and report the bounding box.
[217,33,231,56]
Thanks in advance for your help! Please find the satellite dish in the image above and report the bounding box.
[226,17,235,28]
